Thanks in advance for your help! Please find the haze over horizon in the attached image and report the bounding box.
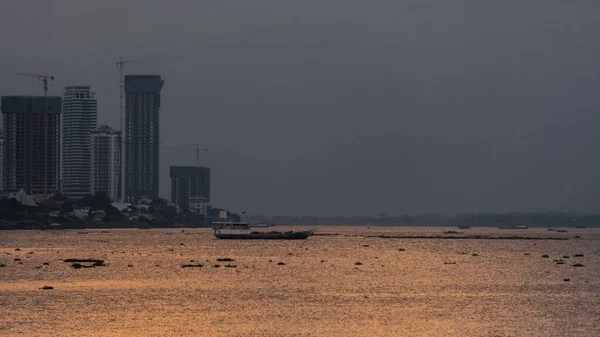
[1,1,599,216]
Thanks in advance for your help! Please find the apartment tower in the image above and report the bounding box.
[61,85,97,198]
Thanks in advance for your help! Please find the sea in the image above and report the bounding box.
[1,227,598,336]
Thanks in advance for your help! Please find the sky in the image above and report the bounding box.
[0,1,599,216]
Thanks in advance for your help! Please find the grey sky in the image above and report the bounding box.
[1,1,599,216]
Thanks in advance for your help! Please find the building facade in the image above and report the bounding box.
[124,75,164,202]
[0,130,4,192]
[170,166,211,211]
[90,125,121,201]
[61,86,97,198]
[2,96,61,195]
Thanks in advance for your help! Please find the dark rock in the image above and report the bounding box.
[574,254,584,257]
[541,254,549,258]
[181,264,203,268]
[572,263,585,267]
[64,259,104,264]
[224,264,237,268]
[40,285,54,290]
[398,248,405,252]
[216,258,235,262]
[0,264,5,267]
[43,262,50,265]
[15,248,21,251]
[14,258,20,261]
[472,253,480,256]
[563,255,570,259]
[564,279,570,282]
[363,245,369,247]
[71,263,94,269]
[213,264,221,268]
[277,262,286,265]
[355,262,363,265]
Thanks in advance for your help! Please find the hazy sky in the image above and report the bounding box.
[1,1,599,216]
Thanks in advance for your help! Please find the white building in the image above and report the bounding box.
[8,189,38,206]
[90,125,121,201]
[61,86,97,198]
[188,196,208,216]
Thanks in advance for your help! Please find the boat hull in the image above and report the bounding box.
[215,230,313,240]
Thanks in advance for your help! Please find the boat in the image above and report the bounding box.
[250,223,272,228]
[498,225,528,229]
[213,222,314,240]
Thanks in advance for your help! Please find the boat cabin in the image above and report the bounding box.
[213,222,250,235]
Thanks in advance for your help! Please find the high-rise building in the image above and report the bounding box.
[61,86,97,198]
[170,166,211,211]
[90,125,121,201]
[124,75,164,202]
[2,96,61,195]
[0,130,4,192]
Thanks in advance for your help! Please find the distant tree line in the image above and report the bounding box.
[248,212,600,227]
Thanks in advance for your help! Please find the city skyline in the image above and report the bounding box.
[1,1,599,215]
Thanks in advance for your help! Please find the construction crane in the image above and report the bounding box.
[195,145,208,161]
[115,57,143,133]
[159,143,208,161]
[16,72,55,200]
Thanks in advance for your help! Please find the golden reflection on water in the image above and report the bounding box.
[0,227,598,336]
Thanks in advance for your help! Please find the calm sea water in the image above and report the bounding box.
[1,227,598,336]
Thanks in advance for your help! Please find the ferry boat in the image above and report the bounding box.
[212,222,314,240]
[498,224,528,229]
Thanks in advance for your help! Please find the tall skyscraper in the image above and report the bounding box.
[0,130,4,192]
[90,125,121,201]
[124,75,163,202]
[61,86,97,198]
[2,96,61,195]
[170,166,211,210]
